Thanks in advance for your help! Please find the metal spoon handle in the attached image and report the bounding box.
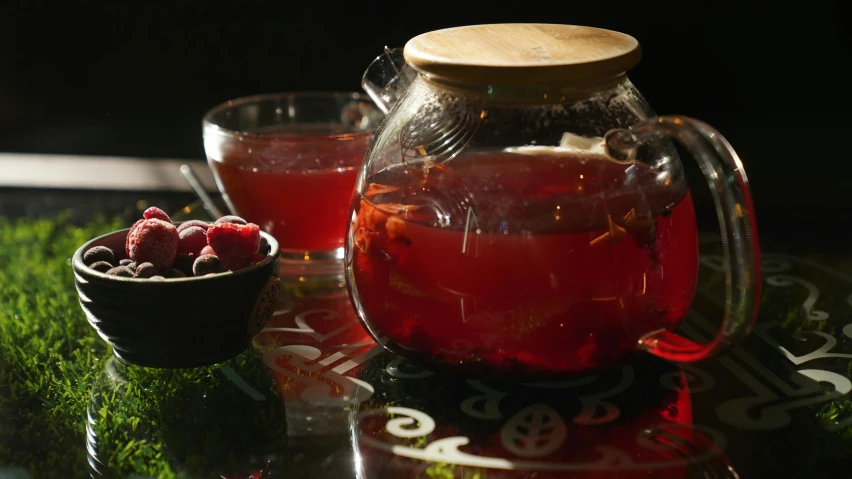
[179,164,224,219]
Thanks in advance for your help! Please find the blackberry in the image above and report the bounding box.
[257,236,270,255]
[125,262,138,273]
[88,261,113,273]
[172,253,195,276]
[193,254,223,276]
[119,258,134,266]
[177,220,209,233]
[178,226,207,256]
[105,266,134,277]
[162,268,186,278]
[214,215,247,225]
[83,246,115,267]
[134,262,158,278]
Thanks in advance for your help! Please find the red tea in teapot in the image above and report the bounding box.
[348,150,699,376]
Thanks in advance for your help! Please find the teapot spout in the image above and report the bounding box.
[362,47,417,114]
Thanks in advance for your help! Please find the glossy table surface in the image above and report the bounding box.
[0,160,850,478]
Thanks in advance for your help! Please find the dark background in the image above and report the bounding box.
[1,0,850,237]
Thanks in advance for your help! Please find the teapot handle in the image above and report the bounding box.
[605,116,761,363]
[361,47,418,115]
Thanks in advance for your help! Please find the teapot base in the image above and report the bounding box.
[374,340,658,381]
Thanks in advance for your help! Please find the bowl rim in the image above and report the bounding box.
[72,223,279,283]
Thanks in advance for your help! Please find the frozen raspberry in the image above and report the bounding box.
[119,258,134,266]
[207,222,261,271]
[88,261,113,273]
[172,253,195,277]
[214,215,247,225]
[125,219,144,257]
[106,266,134,277]
[177,220,209,233]
[178,226,208,256]
[83,246,115,267]
[193,254,223,276]
[162,268,186,278]
[134,262,158,278]
[257,236,270,255]
[125,218,179,270]
[199,245,216,256]
[143,206,172,223]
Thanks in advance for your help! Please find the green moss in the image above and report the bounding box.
[88,350,286,479]
[0,214,123,477]
[423,463,484,479]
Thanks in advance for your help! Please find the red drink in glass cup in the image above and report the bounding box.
[204,92,382,270]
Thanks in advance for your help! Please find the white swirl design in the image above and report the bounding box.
[755,322,852,366]
[761,258,793,273]
[500,403,567,458]
[386,407,436,438]
[262,309,354,343]
[356,407,726,471]
[765,275,829,321]
[386,357,434,379]
[460,380,506,420]
[573,367,634,425]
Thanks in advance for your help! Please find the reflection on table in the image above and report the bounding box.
[81,247,852,478]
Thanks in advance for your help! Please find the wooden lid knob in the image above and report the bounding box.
[404,24,641,85]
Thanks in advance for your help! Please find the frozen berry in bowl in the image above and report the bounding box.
[83,246,115,267]
[143,206,172,223]
[172,253,195,277]
[258,237,270,256]
[162,268,186,279]
[207,222,261,271]
[214,215,247,225]
[178,226,208,257]
[84,209,272,280]
[134,262,158,278]
[177,220,209,233]
[126,218,179,270]
[193,254,224,276]
[88,261,114,273]
[106,266,135,277]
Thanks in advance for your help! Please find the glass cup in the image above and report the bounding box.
[203,92,383,274]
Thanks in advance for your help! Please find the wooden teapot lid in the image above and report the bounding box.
[404,24,641,85]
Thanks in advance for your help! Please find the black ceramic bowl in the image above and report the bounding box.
[72,226,281,368]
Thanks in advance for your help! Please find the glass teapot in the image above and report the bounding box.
[346,24,760,378]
